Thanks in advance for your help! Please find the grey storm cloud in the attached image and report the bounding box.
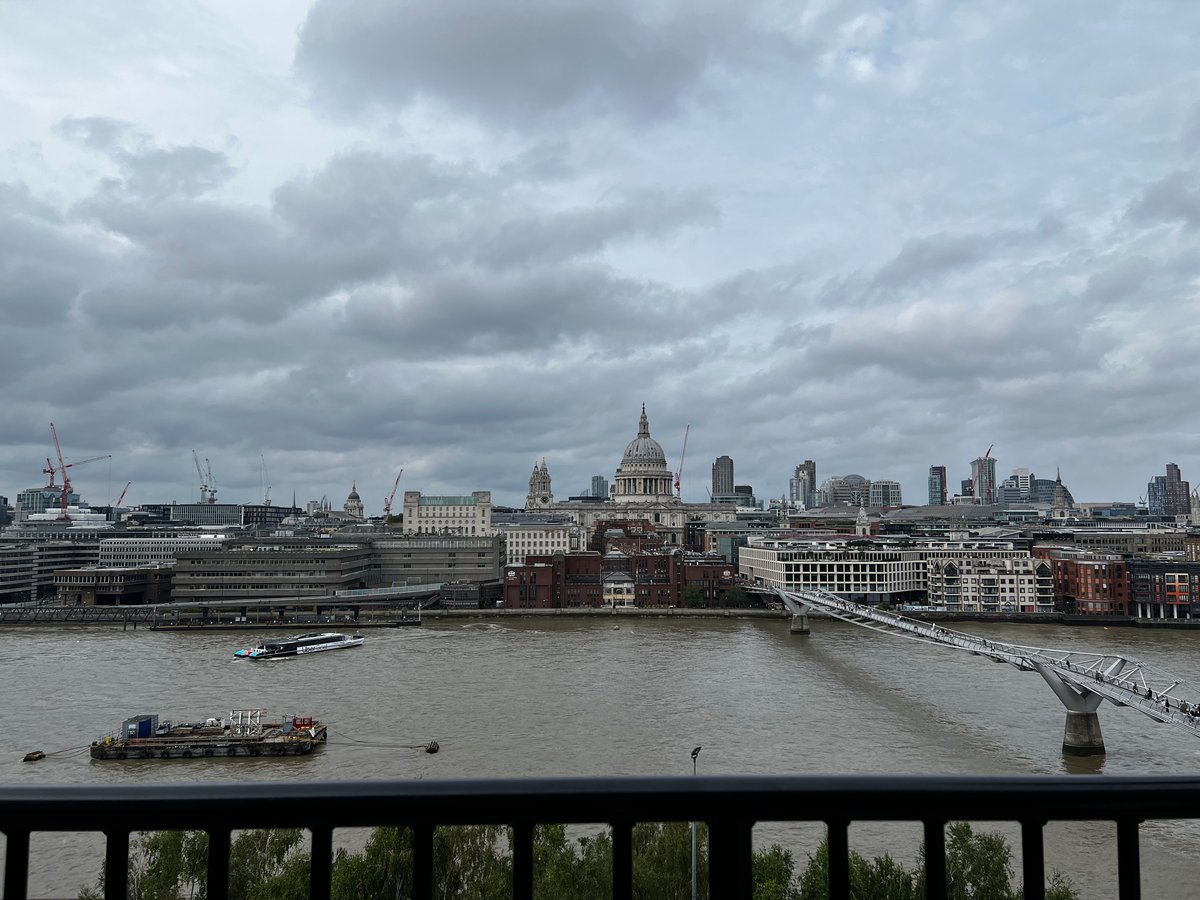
[0,184,102,329]
[870,234,991,291]
[4,1,1200,507]
[338,267,690,356]
[295,0,748,124]
[1129,170,1200,229]
[57,116,235,200]
[1081,257,1154,306]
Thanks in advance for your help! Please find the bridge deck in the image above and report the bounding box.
[779,588,1200,738]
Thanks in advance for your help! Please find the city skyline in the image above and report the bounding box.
[3,3,1200,512]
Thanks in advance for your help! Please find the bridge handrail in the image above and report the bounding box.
[778,587,1200,736]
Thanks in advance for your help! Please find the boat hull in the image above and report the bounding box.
[90,724,327,760]
[234,634,364,659]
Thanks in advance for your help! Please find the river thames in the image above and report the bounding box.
[3,617,1199,897]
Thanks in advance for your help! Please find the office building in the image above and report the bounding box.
[712,456,734,496]
[172,543,372,602]
[590,476,609,499]
[927,466,947,506]
[869,480,903,508]
[1148,463,1191,517]
[969,455,998,504]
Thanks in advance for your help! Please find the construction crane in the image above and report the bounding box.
[260,454,272,507]
[192,450,217,504]
[48,423,111,521]
[113,482,132,507]
[674,425,690,498]
[383,468,404,519]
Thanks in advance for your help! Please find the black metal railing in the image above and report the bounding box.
[4,774,1198,900]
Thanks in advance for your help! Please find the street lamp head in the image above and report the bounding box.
[691,746,702,760]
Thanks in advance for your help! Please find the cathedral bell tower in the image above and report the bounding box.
[525,459,554,510]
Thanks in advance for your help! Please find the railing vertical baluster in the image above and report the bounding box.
[412,824,433,900]
[207,828,231,900]
[1021,820,1045,900]
[611,820,632,900]
[923,821,946,900]
[1117,819,1141,900]
[103,829,129,900]
[3,830,29,900]
[512,822,534,900]
[708,818,752,899]
[309,826,333,900]
[826,820,850,900]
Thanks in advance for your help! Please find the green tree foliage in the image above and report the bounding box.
[77,820,1077,900]
[796,823,1078,900]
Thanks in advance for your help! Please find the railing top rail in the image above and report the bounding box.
[4,775,1200,832]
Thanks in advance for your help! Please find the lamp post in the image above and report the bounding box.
[690,745,702,900]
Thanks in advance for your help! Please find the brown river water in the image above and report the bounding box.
[1,617,1198,897]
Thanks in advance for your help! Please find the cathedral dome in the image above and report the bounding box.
[613,405,676,503]
[347,483,360,500]
[620,406,666,467]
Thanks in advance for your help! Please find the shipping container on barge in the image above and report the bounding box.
[90,709,326,760]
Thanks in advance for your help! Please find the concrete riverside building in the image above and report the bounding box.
[0,539,100,604]
[98,534,228,567]
[368,534,504,586]
[738,536,1049,608]
[171,544,371,602]
[401,491,493,536]
[54,565,173,606]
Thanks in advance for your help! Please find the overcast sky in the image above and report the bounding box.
[2,1,1199,513]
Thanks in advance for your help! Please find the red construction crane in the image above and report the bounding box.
[48,423,111,521]
[383,468,404,518]
[674,425,690,497]
[114,481,132,507]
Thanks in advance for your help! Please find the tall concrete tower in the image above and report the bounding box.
[712,455,734,496]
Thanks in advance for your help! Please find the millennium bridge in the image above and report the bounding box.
[777,588,1200,756]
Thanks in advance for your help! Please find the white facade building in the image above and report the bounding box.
[493,521,586,566]
[739,536,1051,609]
[402,491,493,536]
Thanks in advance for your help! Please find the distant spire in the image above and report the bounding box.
[638,403,649,436]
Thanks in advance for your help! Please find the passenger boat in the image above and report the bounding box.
[234,632,364,659]
[90,709,326,760]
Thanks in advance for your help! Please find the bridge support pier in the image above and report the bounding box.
[789,612,809,635]
[1033,662,1105,756]
[1062,711,1105,757]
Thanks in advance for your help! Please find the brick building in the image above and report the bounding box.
[1127,560,1200,620]
[1032,547,1129,615]
[503,550,737,609]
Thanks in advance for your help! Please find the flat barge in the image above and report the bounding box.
[91,709,326,760]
